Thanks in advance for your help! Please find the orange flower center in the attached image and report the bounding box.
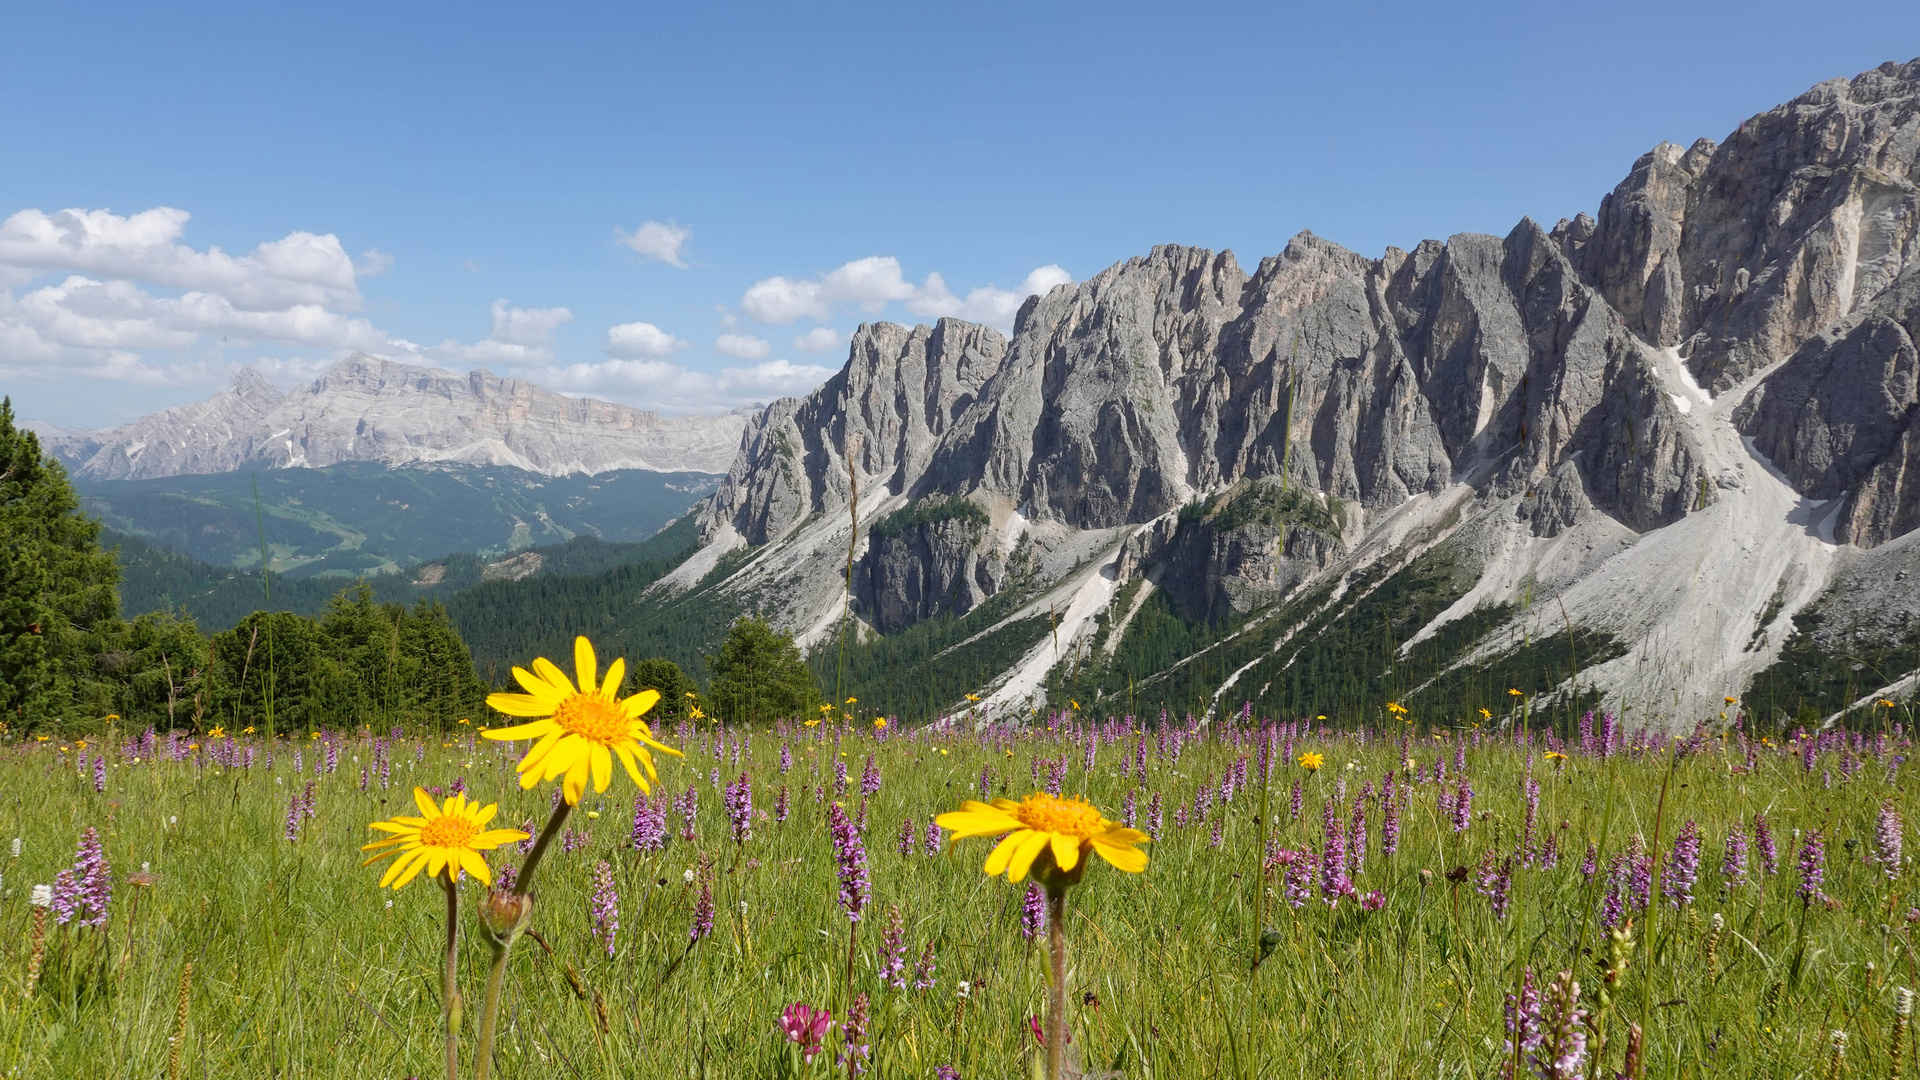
[1010,794,1107,839]
[552,692,631,746]
[419,813,479,849]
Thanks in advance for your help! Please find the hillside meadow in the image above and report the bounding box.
[2,693,1915,1079]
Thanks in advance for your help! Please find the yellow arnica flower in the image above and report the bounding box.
[1298,751,1324,771]
[481,636,682,804]
[361,788,528,889]
[937,794,1148,882]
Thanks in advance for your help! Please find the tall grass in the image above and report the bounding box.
[1,713,1912,1078]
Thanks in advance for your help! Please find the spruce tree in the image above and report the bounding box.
[706,615,819,726]
[0,399,120,728]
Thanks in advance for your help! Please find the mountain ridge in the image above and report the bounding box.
[40,354,754,479]
[673,58,1920,728]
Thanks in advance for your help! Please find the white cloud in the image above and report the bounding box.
[355,248,394,277]
[741,257,1071,332]
[0,207,362,309]
[541,356,833,412]
[0,275,391,378]
[792,326,843,353]
[603,320,688,358]
[487,299,572,347]
[742,255,918,323]
[715,332,771,360]
[616,220,691,268]
[906,265,1073,330]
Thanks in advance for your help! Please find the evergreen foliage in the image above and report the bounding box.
[705,616,820,726]
[0,399,123,726]
[868,495,989,539]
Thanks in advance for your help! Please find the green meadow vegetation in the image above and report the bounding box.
[3,706,1916,1078]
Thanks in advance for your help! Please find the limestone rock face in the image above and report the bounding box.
[1569,59,1920,390]
[47,355,748,479]
[699,319,1007,544]
[858,509,999,634]
[676,60,1920,722]
[1141,477,1348,624]
[1738,259,1920,546]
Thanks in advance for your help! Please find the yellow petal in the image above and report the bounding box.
[390,850,432,889]
[982,831,1027,877]
[602,656,626,698]
[622,688,661,719]
[473,802,499,827]
[425,850,448,880]
[563,755,589,804]
[591,743,612,793]
[532,656,576,697]
[459,848,492,885]
[1006,830,1053,882]
[367,821,419,836]
[474,829,530,848]
[382,847,428,888]
[615,744,650,793]
[574,637,598,697]
[483,718,557,739]
[413,788,439,818]
[1091,835,1148,873]
[1050,833,1081,873]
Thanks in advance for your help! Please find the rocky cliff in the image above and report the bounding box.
[679,61,1920,725]
[46,355,749,479]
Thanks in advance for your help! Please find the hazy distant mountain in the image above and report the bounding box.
[41,354,755,479]
[668,59,1920,727]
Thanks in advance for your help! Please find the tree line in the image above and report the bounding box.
[1,400,822,734]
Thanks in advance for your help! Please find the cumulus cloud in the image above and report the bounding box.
[487,299,572,347]
[715,332,771,360]
[603,320,689,359]
[792,326,842,353]
[541,356,834,413]
[616,220,691,267]
[741,255,918,323]
[906,265,1073,329]
[0,207,362,310]
[740,257,1071,332]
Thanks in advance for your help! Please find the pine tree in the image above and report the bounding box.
[0,399,121,728]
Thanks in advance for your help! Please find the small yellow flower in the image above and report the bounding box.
[243,726,256,735]
[873,718,887,729]
[361,788,528,889]
[103,714,120,722]
[1507,688,1523,697]
[805,718,821,728]
[686,691,698,698]
[310,731,320,740]
[936,793,1148,882]
[845,697,857,705]
[1723,696,1738,705]
[689,706,705,720]
[207,726,227,739]
[1478,708,1492,719]
[458,718,471,725]
[966,694,980,703]
[483,637,683,805]
[1070,700,1080,710]
[1298,751,1324,772]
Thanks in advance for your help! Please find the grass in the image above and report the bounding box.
[2,706,1916,1078]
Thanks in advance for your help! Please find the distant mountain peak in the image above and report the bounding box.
[45,353,753,479]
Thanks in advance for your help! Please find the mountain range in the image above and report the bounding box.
[655,59,1920,728]
[38,355,751,479]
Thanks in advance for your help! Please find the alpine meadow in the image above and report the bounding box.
[6,33,1920,1080]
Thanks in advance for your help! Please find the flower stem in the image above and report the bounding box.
[473,937,508,1080]
[515,798,574,897]
[474,797,572,1079]
[441,875,462,1080]
[1046,885,1068,1080]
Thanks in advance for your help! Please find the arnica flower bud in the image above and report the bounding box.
[479,887,534,945]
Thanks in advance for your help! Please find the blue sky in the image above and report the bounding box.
[3,1,1916,428]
